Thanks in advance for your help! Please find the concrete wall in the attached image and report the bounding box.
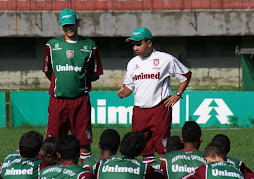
[0,68,241,89]
[1,10,254,37]
[0,35,244,88]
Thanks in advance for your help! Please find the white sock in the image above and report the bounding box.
[143,156,156,163]
[80,152,92,160]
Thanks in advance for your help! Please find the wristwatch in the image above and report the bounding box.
[176,91,181,96]
[176,91,183,99]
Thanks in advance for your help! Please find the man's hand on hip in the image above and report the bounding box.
[164,94,181,107]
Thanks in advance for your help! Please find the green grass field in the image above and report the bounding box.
[0,127,253,171]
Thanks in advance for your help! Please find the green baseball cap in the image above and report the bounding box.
[59,8,77,26]
[126,27,153,42]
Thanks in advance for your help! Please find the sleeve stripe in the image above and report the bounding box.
[182,71,192,80]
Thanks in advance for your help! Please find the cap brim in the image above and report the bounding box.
[125,38,132,42]
[60,22,76,26]
[125,38,143,42]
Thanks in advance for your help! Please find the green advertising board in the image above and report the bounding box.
[11,92,49,127]
[176,91,254,127]
[90,91,134,126]
[10,91,254,127]
[0,92,5,127]
[90,91,254,127]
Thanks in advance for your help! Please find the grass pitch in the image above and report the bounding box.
[0,127,253,171]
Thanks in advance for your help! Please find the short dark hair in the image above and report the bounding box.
[58,135,80,163]
[42,137,58,163]
[182,121,201,143]
[166,136,184,153]
[99,129,120,154]
[19,131,43,158]
[212,134,230,154]
[143,38,152,42]
[204,142,226,160]
[120,131,146,158]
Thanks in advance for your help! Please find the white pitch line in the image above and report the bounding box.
[171,128,246,132]
[200,128,244,131]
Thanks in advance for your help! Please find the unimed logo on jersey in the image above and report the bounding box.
[134,72,160,80]
[5,167,33,176]
[56,64,83,72]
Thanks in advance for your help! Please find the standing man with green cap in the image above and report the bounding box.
[43,8,103,165]
[117,27,192,164]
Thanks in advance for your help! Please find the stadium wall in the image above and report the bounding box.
[0,10,253,87]
[0,68,242,89]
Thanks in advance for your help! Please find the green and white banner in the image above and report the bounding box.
[90,91,133,126]
[90,91,254,127]
[173,91,254,127]
[10,91,254,127]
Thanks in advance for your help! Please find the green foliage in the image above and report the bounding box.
[248,117,254,126]
[229,116,239,127]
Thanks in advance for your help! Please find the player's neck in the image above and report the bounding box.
[206,156,224,164]
[101,150,114,159]
[183,142,199,150]
[61,159,77,165]
[142,48,153,58]
[65,34,79,41]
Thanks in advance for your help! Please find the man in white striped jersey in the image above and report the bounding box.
[117,27,192,164]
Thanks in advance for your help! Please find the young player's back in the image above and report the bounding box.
[82,155,103,173]
[1,131,44,179]
[182,161,244,179]
[212,134,252,175]
[161,149,206,179]
[1,150,43,179]
[40,164,92,179]
[206,161,244,179]
[96,155,148,179]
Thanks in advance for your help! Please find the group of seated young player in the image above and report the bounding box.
[158,121,252,179]
[0,121,253,179]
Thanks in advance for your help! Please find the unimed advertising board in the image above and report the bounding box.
[10,91,254,127]
[89,91,254,127]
